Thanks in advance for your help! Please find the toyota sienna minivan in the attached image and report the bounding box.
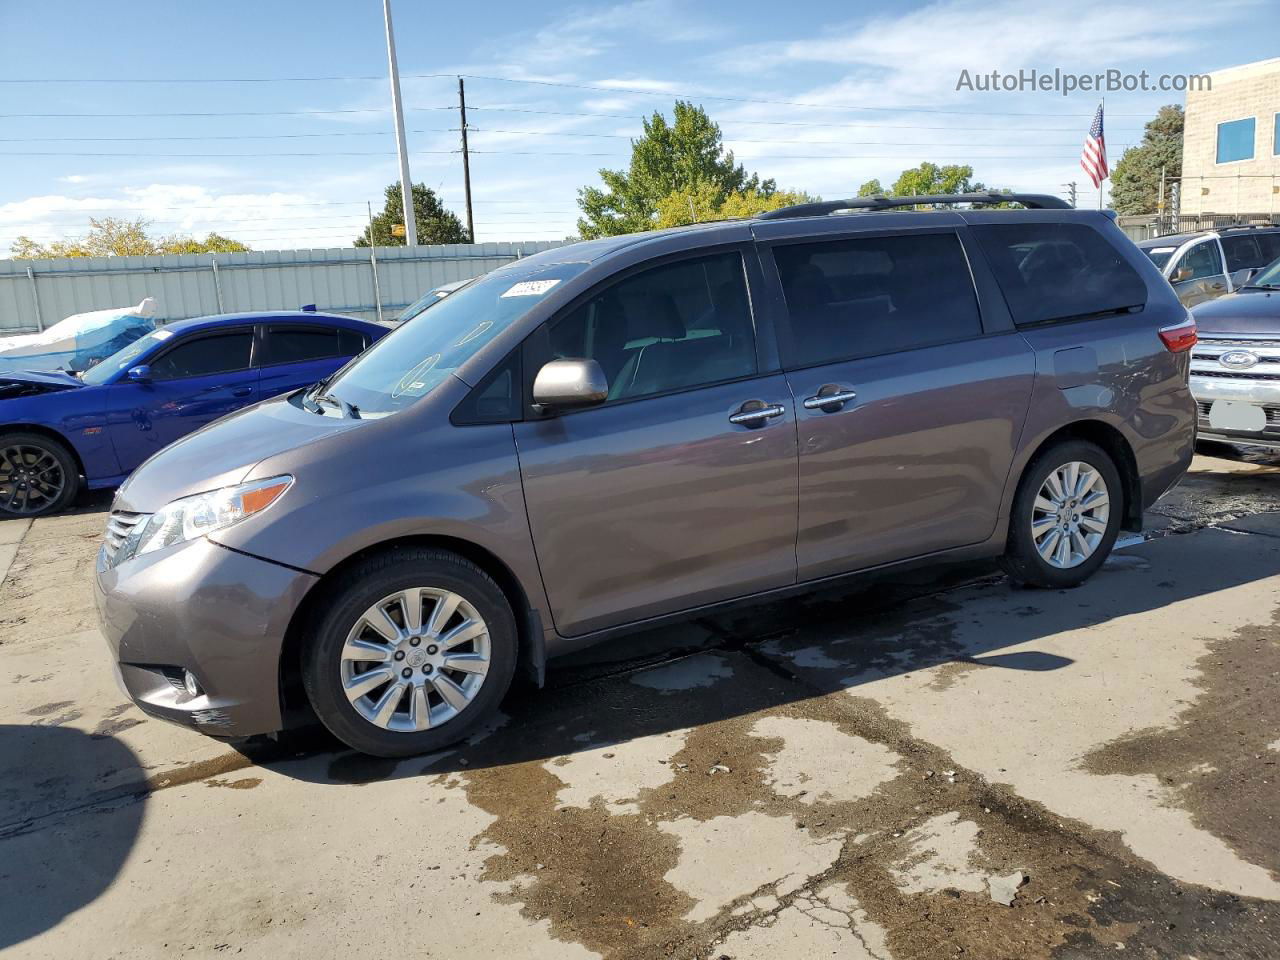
[96,194,1197,757]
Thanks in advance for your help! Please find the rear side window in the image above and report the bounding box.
[1259,233,1280,266]
[772,232,981,367]
[1221,235,1263,273]
[972,223,1147,326]
[263,326,364,365]
[150,333,253,380]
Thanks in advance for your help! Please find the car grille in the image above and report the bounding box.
[103,510,146,563]
[1196,400,1280,429]
[1192,369,1280,380]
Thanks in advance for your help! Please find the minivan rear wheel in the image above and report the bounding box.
[1001,439,1123,589]
[301,548,517,757]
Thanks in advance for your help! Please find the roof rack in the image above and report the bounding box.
[755,192,1072,221]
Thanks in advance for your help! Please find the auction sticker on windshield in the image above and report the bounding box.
[500,279,561,298]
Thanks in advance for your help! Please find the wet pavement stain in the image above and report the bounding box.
[1082,605,1280,886]
[204,777,263,790]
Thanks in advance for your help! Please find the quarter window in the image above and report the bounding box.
[149,333,253,381]
[1216,117,1256,163]
[971,223,1147,326]
[772,232,981,367]
[544,252,757,403]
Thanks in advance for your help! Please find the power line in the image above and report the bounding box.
[467,104,1146,131]
[454,73,1154,117]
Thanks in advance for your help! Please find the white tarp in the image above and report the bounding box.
[0,298,158,374]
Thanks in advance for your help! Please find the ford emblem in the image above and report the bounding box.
[1219,350,1260,369]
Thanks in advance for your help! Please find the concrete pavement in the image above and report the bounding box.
[1,452,1278,959]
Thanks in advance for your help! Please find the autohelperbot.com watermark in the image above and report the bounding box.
[956,68,1210,96]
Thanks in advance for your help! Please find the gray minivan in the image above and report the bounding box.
[95,194,1197,757]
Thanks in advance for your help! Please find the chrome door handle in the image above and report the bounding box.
[729,403,786,425]
[802,390,858,410]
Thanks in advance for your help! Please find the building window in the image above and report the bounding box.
[1216,117,1256,163]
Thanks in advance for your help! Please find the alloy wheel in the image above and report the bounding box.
[0,444,65,515]
[1031,461,1110,569]
[339,587,491,732]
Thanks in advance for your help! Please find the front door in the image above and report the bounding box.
[766,229,1034,580]
[513,250,798,637]
[105,330,257,473]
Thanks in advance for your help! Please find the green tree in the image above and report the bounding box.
[9,217,252,259]
[577,101,776,238]
[1109,105,1184,215]
[852,164,1019,207]
[355,182,468,247]
[157,231,251,254]
[652,183,815,229]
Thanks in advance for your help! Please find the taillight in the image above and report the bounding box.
[1158,317,1197,353]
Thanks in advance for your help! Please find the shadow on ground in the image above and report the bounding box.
[241,524,1280,788]
[0,724,144,951]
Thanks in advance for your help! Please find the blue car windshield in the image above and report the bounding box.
[79,328,174,385]
[323,262,587,416]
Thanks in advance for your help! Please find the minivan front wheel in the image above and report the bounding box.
[302,548,517,757]
[1001,440,1123,589]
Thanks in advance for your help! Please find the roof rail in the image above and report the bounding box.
[755,192,1072,221]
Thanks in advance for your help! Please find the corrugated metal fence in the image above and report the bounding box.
[0,241,562,333]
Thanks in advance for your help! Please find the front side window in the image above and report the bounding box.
[1217,117,1256,163]
[972,222,1147,326]
[1177,241,1225,282]
[544,252,757,402]
[149,333,253,381]
[323,262,588,416]
[773,232,981,367]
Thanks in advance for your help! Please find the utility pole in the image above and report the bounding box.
[458,77,475,243]
[1062,182,1078,208]
[382,0,417,247]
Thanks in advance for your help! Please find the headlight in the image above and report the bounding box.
[123,476,293,562]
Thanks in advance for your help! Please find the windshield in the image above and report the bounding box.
[323,262,587,416]
[1142,246,1177,271]
[79,328,174,385]
[1248,255,1280,288]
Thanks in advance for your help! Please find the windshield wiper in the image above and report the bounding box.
[1239,283,1279,291]
[313,391,361,419]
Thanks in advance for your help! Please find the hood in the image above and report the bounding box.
[114,392,368,513]
[0,369,85,400]
[1191,289,1280,335]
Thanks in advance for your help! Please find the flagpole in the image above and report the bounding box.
[1098,98,1106,211]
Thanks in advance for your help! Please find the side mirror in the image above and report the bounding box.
[1172,266,1193,283]
[126,364,152,383]
[532,358,608,413]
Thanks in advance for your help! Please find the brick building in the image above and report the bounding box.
[1181,57,1280,217]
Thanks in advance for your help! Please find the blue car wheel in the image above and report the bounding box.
[0,432,80,518]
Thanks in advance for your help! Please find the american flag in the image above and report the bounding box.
[1080,102,1108,188]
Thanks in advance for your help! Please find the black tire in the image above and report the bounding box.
[0,431,81,518]
[1000,439,1123,589]
[301,548,518,757]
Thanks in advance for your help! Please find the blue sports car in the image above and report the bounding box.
[0,311,388,517]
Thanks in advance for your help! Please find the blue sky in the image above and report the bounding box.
[0,0,1273,251]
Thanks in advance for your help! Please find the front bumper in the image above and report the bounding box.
[1190,374,1280,449]
[95,536,318,738]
